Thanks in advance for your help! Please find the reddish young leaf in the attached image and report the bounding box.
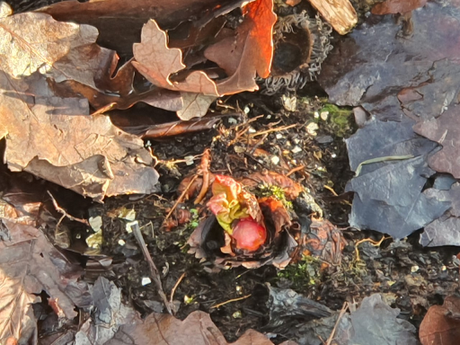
[208,175,263,233]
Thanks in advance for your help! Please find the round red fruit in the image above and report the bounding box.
[232,217,267,252]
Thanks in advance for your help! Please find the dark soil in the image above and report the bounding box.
[6,0,460,343]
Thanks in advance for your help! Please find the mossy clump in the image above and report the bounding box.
[320,103,354,138]
[256,184,293,210]
[277,255,323,290]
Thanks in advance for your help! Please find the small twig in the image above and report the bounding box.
[355,235,389,261]
[163,175,198,224]
[130,221,173,315]
[169,272,186,304]
[47,191,89,225]
[210,294,251,309]
[286,165,305,177]
[249,123,298,138]
[194,148,211,205]
[326,302,349,345]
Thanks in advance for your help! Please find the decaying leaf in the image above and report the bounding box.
[318,2,460,116]
[265,284,331,334]
[419,295,460,345]
[0,72,158,201]
[302,217,345,267]
[414,105,460,179]
[177,93,217,121]
[38,0,224,53]
[0,218,89,319]
[74,277,138,345]
[344,117,450,238]
[132,20,218,96]
[346,155,450,238]
[420,183,460,247]
[0,10,113,87]
[105,310,295,345]
[334,294,418,344]
[0,269,38,345]
[372,0,428,15]
[140,116,223,139]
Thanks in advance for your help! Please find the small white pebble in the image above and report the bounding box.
[411,265,419,273]
[441,265,447,271]
[248,127,256,134]
[244,106,250,114]
[306,122,319,136]
[89,216,102,232]
[228,117,238,125]
[320,111,329,121]
[276,133,283,139]
[271,156,280,165]
[266,114,272,119]
[184,155,195,166]
[232,311,243,319]
[314,111,319,118]
[118,239,126,246]
[234,146,245,153]
[291,146,302,154]
[141,277,151,286]
[331,153,337,158]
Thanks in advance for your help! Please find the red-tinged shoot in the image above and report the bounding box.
[232,217,267,251]
[207,175,266,252]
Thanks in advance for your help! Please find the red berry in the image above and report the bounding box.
[232,217,267,252]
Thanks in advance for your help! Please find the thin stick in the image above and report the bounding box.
[249,123,298,138]
[47,191,89,225]
[194,149,211,205]
[163,175,198,223]
[210,294,251,309]
[169,272,186,304]
[286,165,305,177]
[326,302,349,345]
[355,235,389,261]
[130,221,173,315]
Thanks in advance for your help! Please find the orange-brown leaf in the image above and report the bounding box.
[205,0,277,95]
[372,0,427,15]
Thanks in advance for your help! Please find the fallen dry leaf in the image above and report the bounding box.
[105,310,296,345]
[0,269,38,345]
[139,116,223,139]
[38,0,224,54]
[334,294,418,344]
[204,0,277,95]
[0,72,158,201]
[132,19,219,119]
[372,0,428,15]
[132,19,219,96]
[419,295,460,345]
[413,105,460,179]
[178,93,217,121]
[0,10,115,90]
